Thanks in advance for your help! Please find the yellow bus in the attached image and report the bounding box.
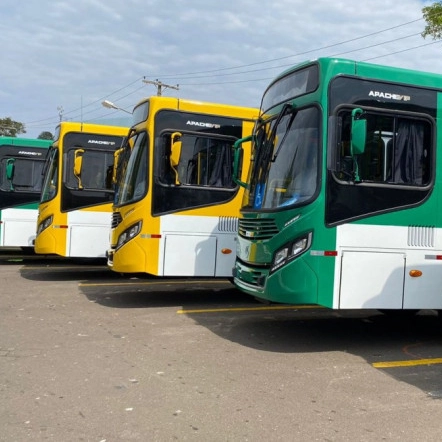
[108,96,257,276]
[35,122,129,258]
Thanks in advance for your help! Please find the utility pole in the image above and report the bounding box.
[142,78,179,96]
[57,106,64,122]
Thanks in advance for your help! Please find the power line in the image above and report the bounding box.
[169,31,421,84]
[363,39,442,61]
[149,18,425,79]
[178,36,440,87]
[329,32,427,59]
[22,15,437,131]
[25,77,145,125]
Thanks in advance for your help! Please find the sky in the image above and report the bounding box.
[1,0,440,138]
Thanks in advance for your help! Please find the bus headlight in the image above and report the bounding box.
[116,221,142,250]
[270,232,312,273]
[37,215,53,235]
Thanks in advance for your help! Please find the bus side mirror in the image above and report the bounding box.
[170,132,182,185]
[233,135,252,188]
[6,158,15,190]
[351,108,367,156]
[112,147,123,185]
[74,148,85,189]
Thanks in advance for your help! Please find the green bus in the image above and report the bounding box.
[232,57,442,311]
[0,137,52,249]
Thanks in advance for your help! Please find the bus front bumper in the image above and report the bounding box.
[233,257,318,305]
[107,241,148,274]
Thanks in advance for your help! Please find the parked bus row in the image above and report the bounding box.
[3,56,442,314]
[1,97,258,280]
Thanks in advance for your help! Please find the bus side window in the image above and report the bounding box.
[208,142,234,187]
[184,137,234,188]
[158,133,236,189]
[389,120,428,185]
[336,111,432,187]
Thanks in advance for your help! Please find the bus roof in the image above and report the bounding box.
[133,95,259,117]
[0,137,52,148]
[271,57,442,91]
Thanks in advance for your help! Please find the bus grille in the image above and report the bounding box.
[111,212,123,229]
[238,218,279,240]
[217,216,238,233]
[247,269,266,287]
[235,259,268,288]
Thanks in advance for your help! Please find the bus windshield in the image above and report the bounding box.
[40,148,59,203]
[0,156,45,193]
[116,132,148,205]
[245,106,320,210]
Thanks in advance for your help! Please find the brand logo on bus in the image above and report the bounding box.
[18,151,43,156]
[88,140,117,146]
[368,90,411,101]
[186,120,221,129]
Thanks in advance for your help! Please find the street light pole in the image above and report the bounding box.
[101,100,132,114]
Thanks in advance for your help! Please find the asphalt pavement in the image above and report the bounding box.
[2,255,442,441]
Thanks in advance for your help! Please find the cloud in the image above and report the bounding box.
[0,0,439,137]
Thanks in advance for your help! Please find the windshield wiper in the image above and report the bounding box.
[271,110,297,162]
[265,103,295,162]
[249,104,295,188]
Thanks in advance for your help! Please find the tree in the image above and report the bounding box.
[38,131,53,140]
[0,117,26,137]
[422,2,442,39]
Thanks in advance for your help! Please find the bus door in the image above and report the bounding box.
[162,132,237,277]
